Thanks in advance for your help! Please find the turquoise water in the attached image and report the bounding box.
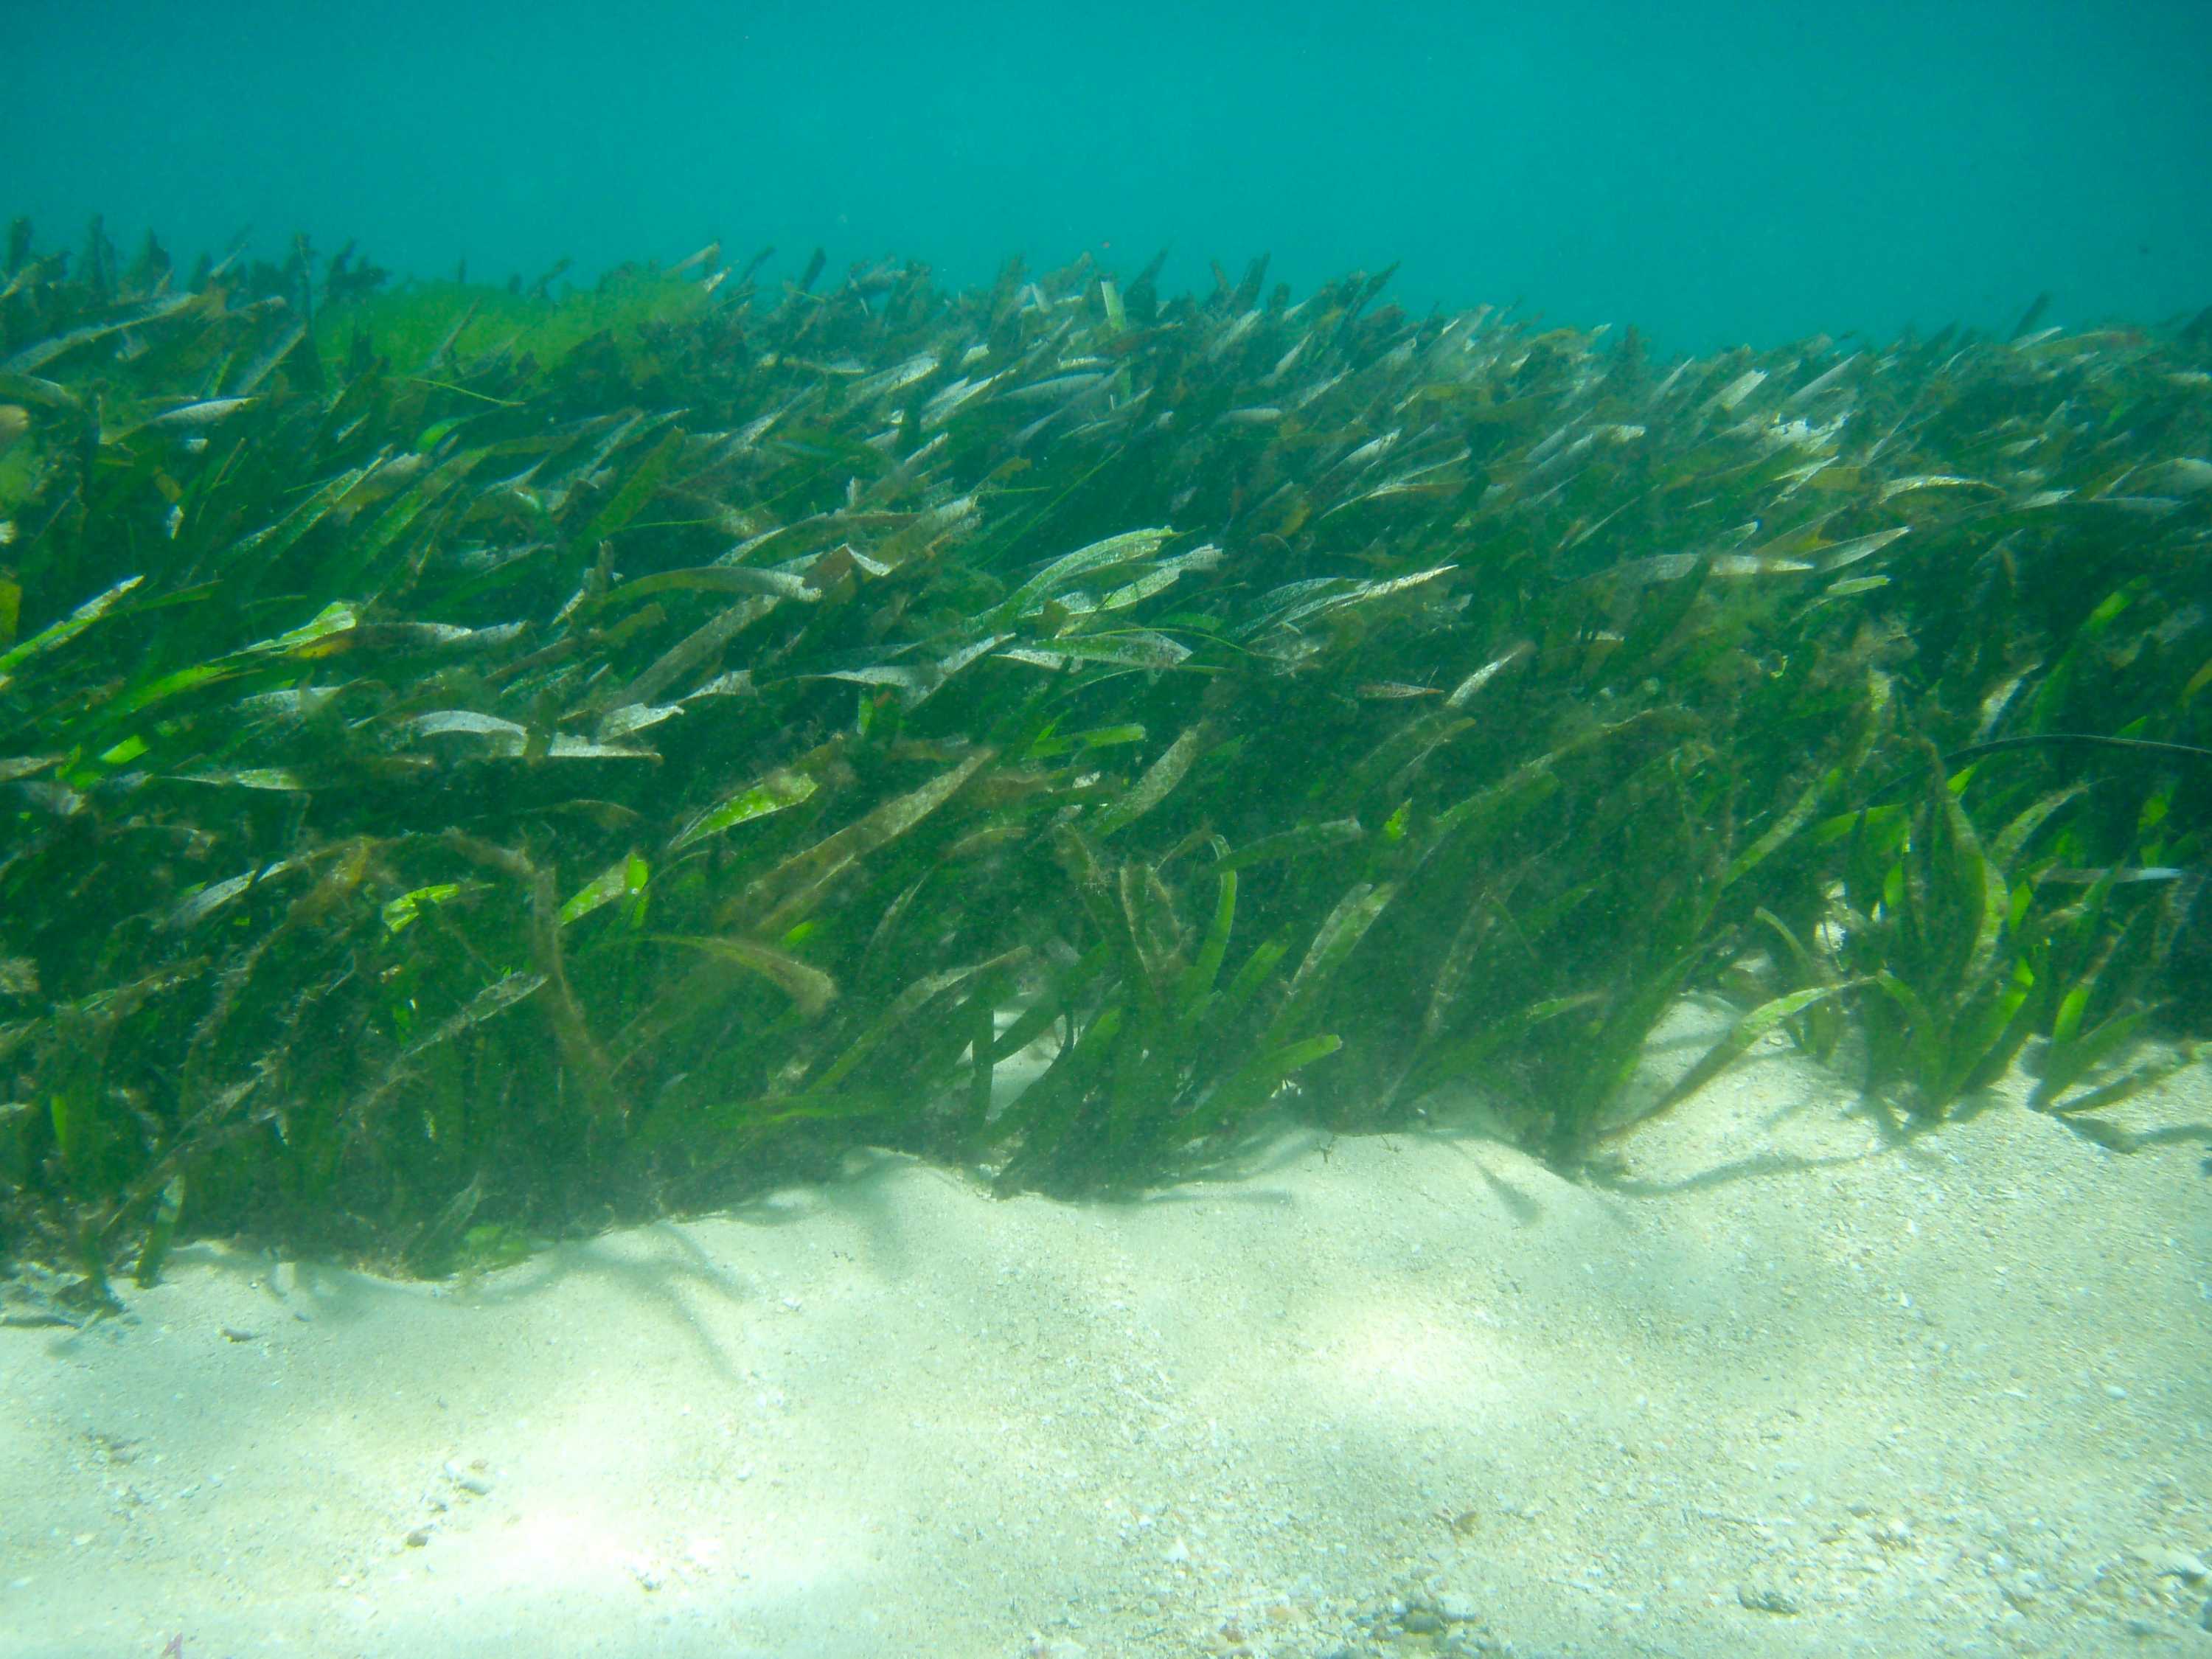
[6,0,2208,348]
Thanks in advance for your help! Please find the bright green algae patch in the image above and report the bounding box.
[0,223,2205,1296]
[314,267,712,385]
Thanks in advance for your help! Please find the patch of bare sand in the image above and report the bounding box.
[4,1009,2208,1658]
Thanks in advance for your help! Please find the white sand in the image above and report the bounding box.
[5,1004,2210,1659]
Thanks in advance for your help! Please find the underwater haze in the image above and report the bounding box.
[11,1,2212,1655]
[6,0,2210,349]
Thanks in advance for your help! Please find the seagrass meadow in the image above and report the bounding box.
[1,221,2208,1300]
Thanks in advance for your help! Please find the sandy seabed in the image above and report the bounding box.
[4,1002,2210,1659]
